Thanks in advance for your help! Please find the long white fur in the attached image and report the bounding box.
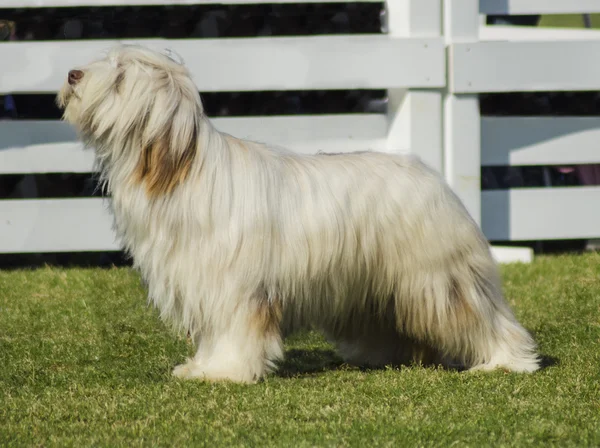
[58,45,540,383]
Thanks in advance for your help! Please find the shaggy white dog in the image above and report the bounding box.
[58,45,540,383]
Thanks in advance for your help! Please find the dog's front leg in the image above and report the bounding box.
[172,292,283,384]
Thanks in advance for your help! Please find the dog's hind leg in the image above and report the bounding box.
[173,290,283,383]
[395,252,540,373]
[327,305,445,369]
[335,330,442,369]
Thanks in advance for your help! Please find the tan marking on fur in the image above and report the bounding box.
[449,274,475,322]
[114,70,125,92]
[248,296,283,377]
[222,134,248,151]
[252,297,282,338]
[135,134,196,197]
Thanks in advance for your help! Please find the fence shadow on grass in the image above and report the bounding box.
[0,251,132,270]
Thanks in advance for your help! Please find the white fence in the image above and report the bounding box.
[1,0,599,261]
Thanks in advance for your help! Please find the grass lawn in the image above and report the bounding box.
[539,14,600,29]
[0,253,599,447]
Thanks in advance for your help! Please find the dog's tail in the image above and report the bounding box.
[468,308,541,373]
[440,248,540,373]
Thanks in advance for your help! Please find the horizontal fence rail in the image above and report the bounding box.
[481,117,600,166]
[480,0,600,15]
[0,199,117,253]
[0,37,444,94]
[0,115,389,174]
[482,187,600,241]
[450,40,600,93]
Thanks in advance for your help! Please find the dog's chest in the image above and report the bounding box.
[109,189,177,259]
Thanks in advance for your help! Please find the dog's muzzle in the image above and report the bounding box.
[68,69,84,85]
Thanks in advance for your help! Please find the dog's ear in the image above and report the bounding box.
[132,58,201,197]
[136,124,197,198]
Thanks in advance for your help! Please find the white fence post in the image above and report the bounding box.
[386,0,443,173]
[443,0,481,225]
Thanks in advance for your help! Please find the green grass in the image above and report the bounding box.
[539,14,600,29]
[1,254,599,447]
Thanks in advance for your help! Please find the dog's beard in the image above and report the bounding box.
[57,86,85,131]
[57,84,79,112]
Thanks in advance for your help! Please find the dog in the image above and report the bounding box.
[57,45,540,383]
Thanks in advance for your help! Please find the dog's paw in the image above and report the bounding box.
[172,361,258,384]
[172,362,196,379]
[467,355,541,373]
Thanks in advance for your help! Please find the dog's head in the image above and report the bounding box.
[57,45,201,196]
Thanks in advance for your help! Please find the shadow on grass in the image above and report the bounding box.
[276,348,559,378]
[277,349,346,378]
[528,325,560,370]
[540,354,559,369]
[276,348,464,378]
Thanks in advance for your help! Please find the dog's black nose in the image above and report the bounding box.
[68,69,84,85]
